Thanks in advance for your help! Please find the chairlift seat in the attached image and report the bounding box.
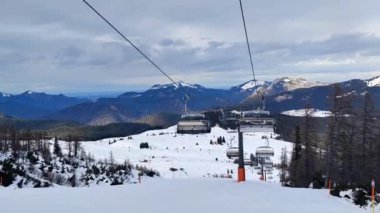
[256,146,274,158]
[239,117,275,133]
[226,147,239,158]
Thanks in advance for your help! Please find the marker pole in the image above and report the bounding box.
[372,179,375,213]
[237,129,245,182]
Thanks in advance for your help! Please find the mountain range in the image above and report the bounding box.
[0,76,379,125]
[0,91,87,119]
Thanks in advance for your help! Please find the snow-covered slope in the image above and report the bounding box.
[150,81,204,90]
[366,75,380,87]
[0,179,367,213]
[232,77,324,94]
[0,92,11,98]
[231,80,270,91]
[281,109,332,117]
[81,126,293,182]
[267,77,325,94]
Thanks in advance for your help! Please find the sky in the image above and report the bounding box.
[1,0,380,94]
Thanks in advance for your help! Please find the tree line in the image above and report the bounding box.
[287,83,380,189]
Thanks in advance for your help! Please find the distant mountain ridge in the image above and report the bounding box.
[242,77,380,113]
[0,76,379,125]
[0,91,88,119]
[48,81,247,125]
[232,77,325,95]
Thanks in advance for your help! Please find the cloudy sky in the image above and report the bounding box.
[1,0,380,94]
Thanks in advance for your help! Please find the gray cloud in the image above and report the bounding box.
[0,0,380,94]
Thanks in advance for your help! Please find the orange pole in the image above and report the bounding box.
[371,187,375,213]
[237,130,245,182]
[238,167,246,182]
[372,179,375,213]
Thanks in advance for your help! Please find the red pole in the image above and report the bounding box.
[237,130,245,182]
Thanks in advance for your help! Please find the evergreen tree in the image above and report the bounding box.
[53,137,62,157]
[358,92,377,184]
[280,147,288,186]
[293,125,301,161]
[326,84,352,183]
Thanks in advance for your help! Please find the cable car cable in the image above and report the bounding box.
[82,0,178,86]
[238,0,256,84]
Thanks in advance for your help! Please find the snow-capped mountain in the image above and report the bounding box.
[366,75,380,87]
[49,82,248,125]
[267,77,325,95]
[150,81,205,90]
[231,80,270,92]
[242,77,380,113]
[2,76,379,124]
[233,77,325,96]
[0,92,11,98]
[0,91,88,119]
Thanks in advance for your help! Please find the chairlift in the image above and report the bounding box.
[177,113,211,134]
[226,147,239,159]
[262,158,274,169]
[256,146,274,158]
[238,110,275,133]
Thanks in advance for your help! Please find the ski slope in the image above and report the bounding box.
[80,126,292,182]
[0,179,368,213]
[281,109,332,117]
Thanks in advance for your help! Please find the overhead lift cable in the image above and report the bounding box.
[82,0,178,86]
[238,0,256,83]
[82,1,211,132]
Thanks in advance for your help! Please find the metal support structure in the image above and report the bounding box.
[237,129,245,182]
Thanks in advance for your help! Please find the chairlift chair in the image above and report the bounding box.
[238,110,275,133]
[177,113,211,134]
[255,146,275,158]
[226,147,239,159]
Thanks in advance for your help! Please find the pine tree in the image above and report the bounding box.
[358,92,377,184]
[280,147,288,186]
[53,137,62,157]
[326,84,352,183]
[293,125,301,161]
[289,125,302,185]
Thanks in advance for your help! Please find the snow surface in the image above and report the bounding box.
[0,179,368,213]
[80,126,293,182]
[281,109,332,117]
[269,77,325,91]
[366,76,380,87]
[1,126,372,212]
[0,92,11,97]
[150,81,200,90]
[239,80,267,90]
